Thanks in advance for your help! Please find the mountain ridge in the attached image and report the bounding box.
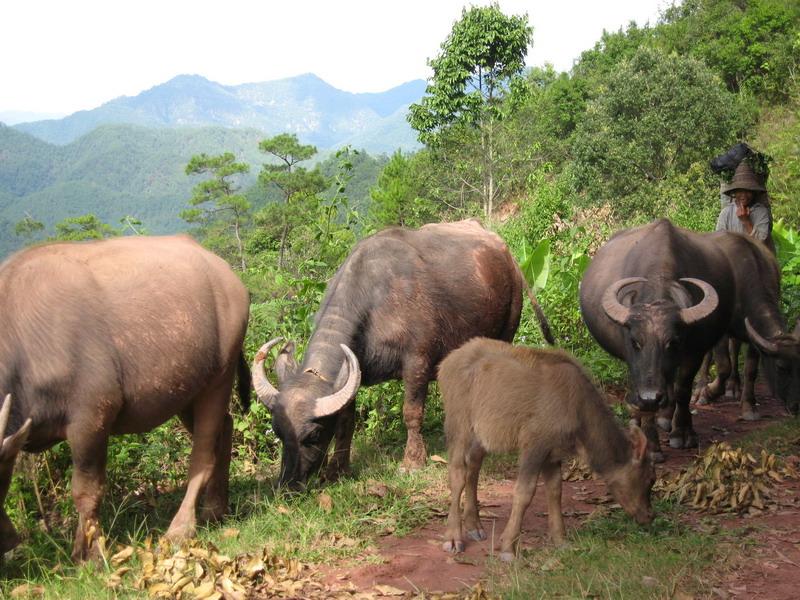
[12,73,426,151]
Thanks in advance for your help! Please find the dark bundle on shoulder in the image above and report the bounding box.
[710,143,771,183]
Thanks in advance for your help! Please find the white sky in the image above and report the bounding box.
[1,0,673,115]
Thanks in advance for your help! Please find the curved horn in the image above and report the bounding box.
[0,394,11,440]
[312,344,362,419]
[602,277,646,325]
[745,317,780,354]
[0,394,32,459]
[252,337,286,409]
[678,278,719,325]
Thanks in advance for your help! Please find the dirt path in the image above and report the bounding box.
[318,390,800,598]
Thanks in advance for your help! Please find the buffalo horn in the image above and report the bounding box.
[678,278,719,325]
[312,344,362,419]
[252,337,286,409]
[745,317,780,354]
[0,394,11,441]
[0,394,32,460]
[601,277,647,325]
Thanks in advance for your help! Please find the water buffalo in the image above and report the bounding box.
[438,338,655,561]
[0,235,250,560]
[580,219,800,458]
[252,219,552,489]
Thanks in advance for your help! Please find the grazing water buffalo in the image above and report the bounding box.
[253,219,553,489]
[580,219,800,458]
[0,236,250,560]
[438,338,655,561]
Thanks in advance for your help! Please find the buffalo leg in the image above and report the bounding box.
[325,401,356,481]
[669,362,703,449]
[442,435,469,553]
[701,338,733,403]
[462,440,486,542]
[632,410,664,464]
[401,361,430,470]
[498,447,545,561]
[68,429,109,562]
[726,338,742,399]
[740,343,760,420]
[542,459,566,546]
[691,351,712,404]
[165,381,229,543]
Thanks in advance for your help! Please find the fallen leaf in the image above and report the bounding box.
[430,455,448,465]
[318,492,333,513]
[374,583,407,596]
[10,584,46,598]
[641,576,658,587]
[222,528,240,539]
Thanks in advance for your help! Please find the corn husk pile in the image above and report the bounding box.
[102,537,321,599]
[656,442,799,513]
[102,537,497,599]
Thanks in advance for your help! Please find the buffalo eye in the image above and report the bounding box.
[303,427,322,446]
[665,338,679,351]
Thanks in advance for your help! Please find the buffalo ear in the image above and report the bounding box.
[628,424,648,464]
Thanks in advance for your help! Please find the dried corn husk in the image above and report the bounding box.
[656,442,799,513]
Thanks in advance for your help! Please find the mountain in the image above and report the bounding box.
[0,123,268,258]
[13,74,426,152]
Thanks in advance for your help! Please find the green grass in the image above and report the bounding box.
[2,416,798,599]
[487,500,742,599]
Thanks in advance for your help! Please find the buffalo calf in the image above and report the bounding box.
[438,338,655,561]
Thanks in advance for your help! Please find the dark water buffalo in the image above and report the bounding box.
[0,236,250,560]
[253,219,552,489]
[580,219,800,458]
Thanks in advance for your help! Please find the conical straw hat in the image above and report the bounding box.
[721,161,766,195]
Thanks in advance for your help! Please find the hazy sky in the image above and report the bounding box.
[2,0,672,115]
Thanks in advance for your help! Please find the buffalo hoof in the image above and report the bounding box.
[467,528,486,542]
[649,451,665,464]
[442,539,465,553]
[656,417,672,432]
[668,430,698,449]
[499,551,515,562]
[741,410,760,421]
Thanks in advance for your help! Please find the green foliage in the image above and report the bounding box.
[570,46,747,218]
[408,3,532,216]
[366,150,437,230]
[772,219,800,317]
[659,0,800,100]
[182,151,251,270]
[52,214,119,241]
[14,214,44,239]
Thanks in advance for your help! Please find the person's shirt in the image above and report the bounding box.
[715,200,772,242]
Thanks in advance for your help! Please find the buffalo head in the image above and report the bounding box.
[602,277,719,411]
[252,338,361,490]
[746,318,800,415]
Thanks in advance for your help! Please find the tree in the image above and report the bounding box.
[14,214,44,240]
[367,151,436,229]
[181,152,250,270]
[258,134,328,268]
[569,46,748,217]
[408,3,532,217]
[52,214,118,241]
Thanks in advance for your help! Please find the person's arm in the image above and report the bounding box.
[747,204,771,241]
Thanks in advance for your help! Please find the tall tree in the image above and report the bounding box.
[408,3,532,217]
[181,152,250,270]
[258,134,328,269]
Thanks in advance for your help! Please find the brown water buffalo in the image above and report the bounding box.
[580,219,800,459]
[252,219,553,490]
[438,338,655,561]
[0,235,250,560]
